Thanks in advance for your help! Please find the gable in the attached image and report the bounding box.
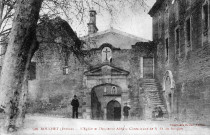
[84,64,129,76]
[82,29,149,49]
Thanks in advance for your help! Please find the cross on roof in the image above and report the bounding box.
[103,48,111,61]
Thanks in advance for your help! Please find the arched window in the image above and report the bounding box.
[102,47,112,62]
[111,86,117,94]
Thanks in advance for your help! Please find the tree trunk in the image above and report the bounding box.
[0,0,43,132]
[16,39,39,128]
[0,0,3,27]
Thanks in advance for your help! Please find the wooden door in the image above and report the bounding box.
[114,107,121,121]
[107,100,121,121]
[143,57,154,78]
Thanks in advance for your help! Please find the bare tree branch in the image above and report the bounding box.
[0,0,149,52]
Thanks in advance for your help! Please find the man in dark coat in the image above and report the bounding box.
[71,95,79,118]
[123,103,130,120]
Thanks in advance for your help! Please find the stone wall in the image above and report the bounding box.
[27,18,85,117]
[27,42,85,117]
[28,39,156,120]
[150,0,210,124]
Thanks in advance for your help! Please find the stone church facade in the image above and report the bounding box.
[26,10,167,121]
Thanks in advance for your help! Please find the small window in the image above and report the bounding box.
[175,27,180,56]
[202,1,209,34]
[63,66,69,75]
[186,18,191,47]
[165,38,169,61]
[165,3,168,12]
[175,0,179,21]
[165,2,169,29]
[158,12,161,38]
[29,62,36,80]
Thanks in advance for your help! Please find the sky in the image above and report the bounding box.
[75,0,156,40]
[0,0,156,43]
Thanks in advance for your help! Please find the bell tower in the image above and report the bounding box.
[87,10,98,34]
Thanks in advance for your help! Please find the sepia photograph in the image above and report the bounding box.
[0,0,210,135]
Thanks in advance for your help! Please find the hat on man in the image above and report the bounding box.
[74,95,77,97]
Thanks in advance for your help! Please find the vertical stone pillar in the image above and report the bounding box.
[121,91,129,121]
[85,106,91,119]
[104,107,107,120]
[121,109,124,121]
[84,91,92,119]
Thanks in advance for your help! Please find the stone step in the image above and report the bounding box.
[143,79,156,82]
[146,94,161,96]
[143,85,159,88]
[143,79,168,118]
[143,82,159,84]
[147,99,163,103]
[147,99,162,102]
[144,86,159,88]
[146,95,161,99]
[149,100,162,103]
[145,90,159,92]
[146,94,161,97]
[144,87,159,90]
[143,85,160,88]
[148,104,165,107]
[147,98,162,101]
[146,98,163,102]
[151,102,164,105]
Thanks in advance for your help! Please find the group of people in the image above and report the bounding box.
[71,95,131,120]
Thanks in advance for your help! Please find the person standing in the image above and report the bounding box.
[71,95,79,118]
[123,103,130,120]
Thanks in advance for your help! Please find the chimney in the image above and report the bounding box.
[87,10,98,34]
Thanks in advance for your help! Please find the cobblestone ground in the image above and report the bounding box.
[1,115,210,135]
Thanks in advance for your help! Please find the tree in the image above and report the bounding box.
[0,0,43,132]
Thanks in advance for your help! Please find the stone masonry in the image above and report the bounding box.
[149,0,210,124]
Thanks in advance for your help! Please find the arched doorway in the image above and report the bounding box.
[107,100,121,121]
[91,84,122,120]
[163,70,175,117]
